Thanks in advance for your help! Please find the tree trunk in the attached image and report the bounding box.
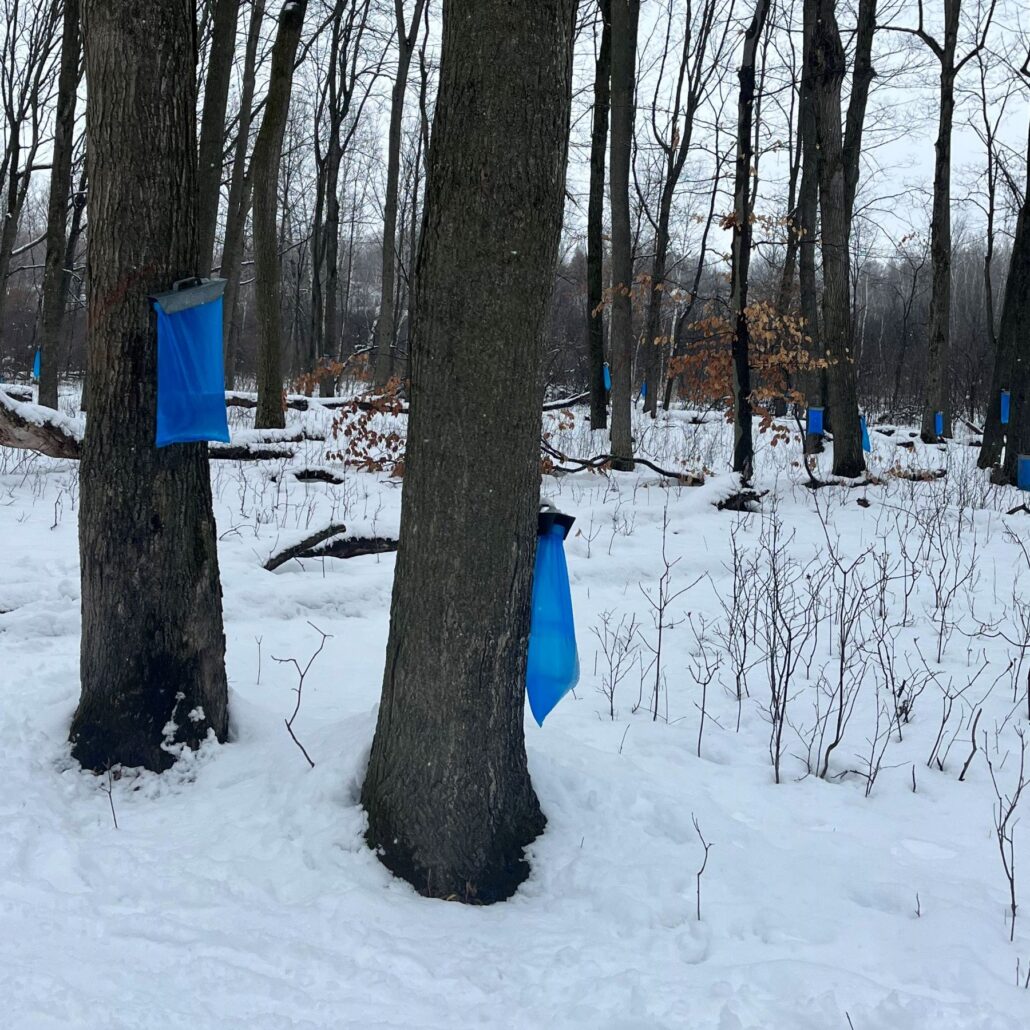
[587,0,611,431]
[71,0,228,773]
[922,68,955,442]
[729,0,771,479]
[361,0,576,903]
[607,0,639,470]
[798,4,821,450]
[253,1,306,429]
[38,0,81,410]
[642,191,670,420]
[842,0,876,224]
[979,123,1026,468]
[372,0,427,389]
[993,118,1030,480]
[809,0,863,477]
[197,0,242,275]
[220,0,264,389]
[0,129,22,361]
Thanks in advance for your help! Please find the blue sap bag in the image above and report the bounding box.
[934,411,944,437]
[152,278,230,448]
[860,415,871,453]
[603,362,612,392]
[1001,390,1011,426]
[807,407,824,436]
[32,351,40,379]
[526,512,579,726]
[1018,455,1030,493]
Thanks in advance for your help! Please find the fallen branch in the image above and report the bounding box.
[264,523,398,572]
[0,385,34,403]
[541,439,704,485]
[716,489,768,511]
[226,391,310,412]
[208,444,297,461]
[543,391,589,411]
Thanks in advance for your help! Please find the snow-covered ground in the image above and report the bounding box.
[2,390,1030,1029]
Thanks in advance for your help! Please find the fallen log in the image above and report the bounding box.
[0,391,82,459]
[263,523,398,572]
[0,385,34,403]
[541,439,704,485]
[208,444,297,461]
[543,391,589,411]
[0,392,302,462]
[226,391,310,412]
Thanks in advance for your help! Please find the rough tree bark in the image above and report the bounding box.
[372,0,429,389]
[197,0,242,275]
[38,0,81,410]
[71,0,228,773]
[220,0,265,388]
[253,1,306,429]
[587,0,611,431]
[993,111,1030,482]
[809,0,864,477]
[907,0,996,442]
[0,0,60,360]
[361,0,576,903]
[979,65,1025,468]
[798,0,821,450]
[309,0,375,391]
[729,0,771,479]
[607,0,639,471]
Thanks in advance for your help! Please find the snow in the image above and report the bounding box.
[2,394,1030,1028]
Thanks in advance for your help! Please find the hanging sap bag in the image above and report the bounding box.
[603,362,612,392]
[860,414,871,453]
[1001,390,1011,426]
[807,407,824,436]
[151,277,230,448]
[1019,455,1030,493]
[526,509,579,726]
[934,411,944,438]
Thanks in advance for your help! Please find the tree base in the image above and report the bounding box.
[364,789,545,904]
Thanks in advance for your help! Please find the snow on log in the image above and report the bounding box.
[0,390,83,459]
[263,523,398,572]
[0,392,304,462]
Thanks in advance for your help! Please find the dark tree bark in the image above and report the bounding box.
[38,0,81,410]
[906,0,996,442]
[361,0,576,903]
[309,0,376,389]
[372,0,429,389]
[809,0,864,477]
[197,0,242,275]
[978,65,1023,467]
[994,113,1030,482]
[71,0,228,773]
[253,1,306,429]
[587,0,611,430]
[220,0,265,388]
[797,1,821,447]
[608,0,639,470]
[0,0,60,360]
[729,0,771,479]
[924,64,956,442]
[842,0,876,224]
